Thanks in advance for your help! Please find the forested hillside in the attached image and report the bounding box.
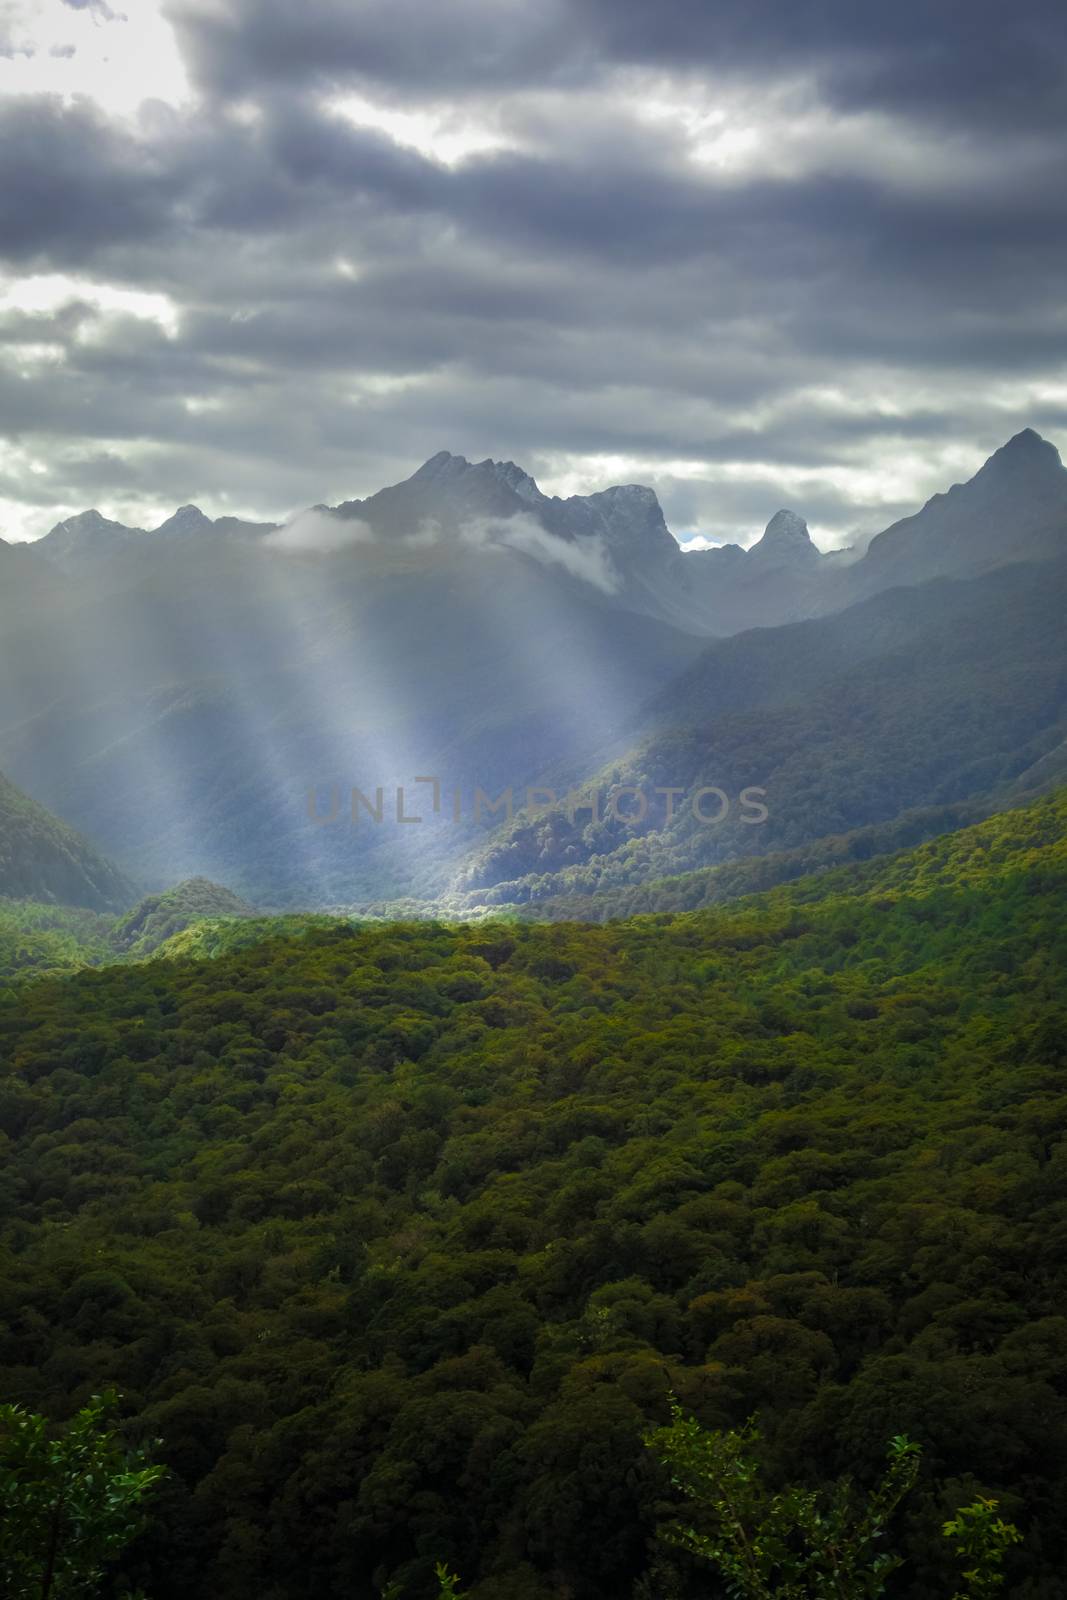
[0,878,256,987]
[509,798,992,922]
[109,878,257,957]
[0,770,132,912]
[456,557,1067,910]
[4,437,1065,912]
[1,793,1066,1598]
[0,899,117,986]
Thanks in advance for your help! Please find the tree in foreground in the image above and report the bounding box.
[0,1391,165,1600]
[644,1405,1021,1600]
[432,1564,468,1598]
[943,1498,1022,1600]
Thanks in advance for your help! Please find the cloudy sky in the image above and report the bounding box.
[1,0,1065,549]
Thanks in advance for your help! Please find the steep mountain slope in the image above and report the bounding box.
[746,508,821,569]
[682,429,1067,628]
[854,427,1067,592]
[510,798,993,921]
[333,448,713,630]
[5,430,1065,906]
[0,536,69,628]
[454,556,1067,909]
[32,508,145,575]
[677,510,831,632]
[0,532,704,904]
[2,790,1065,1598]
[332,430,1067,631]
[0,770,132,910]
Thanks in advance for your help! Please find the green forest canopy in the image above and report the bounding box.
[1,791,1066,1597]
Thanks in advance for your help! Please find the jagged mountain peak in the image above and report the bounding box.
[59,508,104,529]
[761,508,811,542]
[974,427,1063,482]
[52,507,137,536]
[153,504,214,536]
[748,508,819,566]
[486,458,544,503]
[412,449,467,478]
[589,483,660,508]
[579,483,671,551]
[860,426,1067,582]
[411,450,545,504]
[1008,426,1045,447]
[916,429,1063,513]
[399,450,667,529]
[33,507,143,575]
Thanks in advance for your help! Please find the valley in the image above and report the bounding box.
[2,431,1066,916]
[2,430,1067,1599]
[4,6,1067,1596]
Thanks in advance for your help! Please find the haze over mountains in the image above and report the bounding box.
[0,769,131,911]
[1,428,1065,911]
[460,555,1067,911]
[15,426,1067,620]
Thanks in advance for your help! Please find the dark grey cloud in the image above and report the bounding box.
[165,0,575,99]
[573,0,1067,126]
[1,0,1065,545]
[167,0,1067,130]
[0,97,178,263]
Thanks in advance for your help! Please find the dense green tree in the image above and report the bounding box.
[0,1392,164,1600]
[645,1410,1022,1600]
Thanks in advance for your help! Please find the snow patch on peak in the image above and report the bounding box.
[761,509,811,545]
[595,483,659,507]
[413,450,470,480]
[488,458,544,504]
[586,483,665,526]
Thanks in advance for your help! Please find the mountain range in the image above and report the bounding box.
[4,428,1067,1596]
[19,427,1067,624]
[1,427,1065,911]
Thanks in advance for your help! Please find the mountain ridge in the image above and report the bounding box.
[19,428,1067,635]
[4,428,1066,909]
[856,427,1067,588]
[448,553,1067,913]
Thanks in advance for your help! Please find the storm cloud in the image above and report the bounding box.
[1,0,1065,546]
